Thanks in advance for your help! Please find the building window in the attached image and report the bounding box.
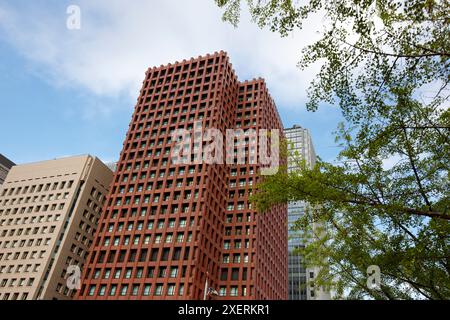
[109,285,117,296]
[143,284,151,296]
[120,285,128,296]
[132,285,139,296]
[88,285,96,296]
[178,284,184,296]
[98,285,106,296]
[170,267,178,278]
[176,233,184,243]
[167,284,175,296]
[155,284,163,296]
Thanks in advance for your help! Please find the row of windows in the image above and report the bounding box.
[0,203,65,217]
[109,204,197,219]
[0,249,47,262]
[144,84,216,101]
[89,187,105,204]
[142,59,256,98]
[113,178,206,192]
[0,193,70,206]
[69,243,87,258]
[115,167,201,185]
[230,168,254,176]
[147,66,218,87]
[138,98,214,121]
[119,134,265,166]
[228,179,254,187]
[78,220,94,234]
[0,224,57,239]
[99,232,194,247]
[0,213,61,227]
[1,180,74,197]
[86,282,184,297]
[135,102,212,122]
[85,283,251,297]
[142,90,216,108]
[224,226,251,236]
[0,292,29,300]
[90,265,187,280]
[224,213,252,223]
[126,120,265,154]
[74,231,91,247]
[0,263,40,274]
[131,99,258,136]
[221,254,250,264]
[219,267,251,281]
[113,190,200,206]
[0,237,52,249]
[147,56,217,77]
[228,191,252,200]
[0,277,35,288]
[132,103,208,129]
[223,240,252,250]
[92,247,191,264]
[104,206,202,220]
[147,69,218,87]
[138,180,200,196]
[226,203,253,211]
[102,217,194,233]
[131,109,258,132]
[218,286,249,297]
[55,282,76,297]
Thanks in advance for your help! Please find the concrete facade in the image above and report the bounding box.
[0,155,113,300]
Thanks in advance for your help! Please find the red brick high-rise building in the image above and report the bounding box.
[77,52,287,300]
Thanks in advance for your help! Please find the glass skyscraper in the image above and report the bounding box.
[285,125,326,300]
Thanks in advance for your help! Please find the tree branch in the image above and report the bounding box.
[341,39,450,58]
[400,125,433,211]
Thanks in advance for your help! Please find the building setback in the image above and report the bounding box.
[285,125,330,300]
[0,155,113,300]
[77,51,287,300]
[0,154,15,186]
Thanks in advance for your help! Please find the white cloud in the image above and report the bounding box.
[0,0,323,110]
[382,154,403,170]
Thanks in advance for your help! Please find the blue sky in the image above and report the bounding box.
[0,0,344,165]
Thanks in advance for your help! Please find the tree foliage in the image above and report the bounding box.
[215,0,450,299]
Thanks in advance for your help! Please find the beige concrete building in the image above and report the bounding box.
[0,154,15,186]
[0,155,113,300]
